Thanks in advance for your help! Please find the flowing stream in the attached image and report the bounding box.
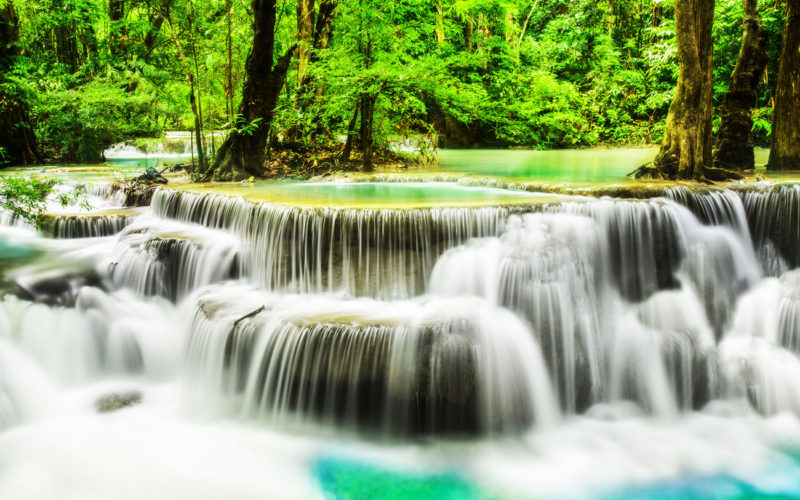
[2,178,800,499]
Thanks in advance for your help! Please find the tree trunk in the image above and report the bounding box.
[209,0,296,179]
[190,11,207,167]
[143,0,172,63]
[290,0,338,140]
[314,0,338,52]
[225,0,234,124]
[166,10,207,172]
[652,0,715,180]
[360,94,376,172]
[109,0,127,60]
[435,0,445,46]
[768,0,800,170]
[713,0,768,171]
[296,0,315,87]
[0,2,39,165]
[341,105,359,162]
[190,70,206,172]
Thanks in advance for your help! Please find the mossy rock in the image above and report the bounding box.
[95,391,142,413]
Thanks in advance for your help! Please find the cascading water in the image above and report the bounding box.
[108,216,240,301]
[738,182,800,274]
[153,188,516,298]
[183,285,556,436]
[3,179,800,499]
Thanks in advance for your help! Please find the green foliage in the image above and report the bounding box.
[0,175,88,228]
[1,0,786,166]
[33,80,161,162]
[232,116,263,136]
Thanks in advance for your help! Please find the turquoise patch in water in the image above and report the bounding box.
[602,453,800,500]
[313,456,498,500]
[0,234,40,271]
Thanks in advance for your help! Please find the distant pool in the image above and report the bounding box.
[432,148,773,183]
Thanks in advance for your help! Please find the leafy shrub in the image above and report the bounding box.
[33,80,162,163]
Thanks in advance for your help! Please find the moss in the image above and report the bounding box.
[95,391,142,413]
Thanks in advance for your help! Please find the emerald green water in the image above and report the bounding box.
[175,181,553,208]
[314,452,800,500]
[434,148,659,183]
[1,164,138,183]
[433,148,774,183]
[314,458,497,500]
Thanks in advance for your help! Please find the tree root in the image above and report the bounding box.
[702,166,744,182]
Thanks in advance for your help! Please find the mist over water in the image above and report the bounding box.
[2,178,800,499]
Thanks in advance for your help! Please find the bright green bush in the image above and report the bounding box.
[33,81,162,163]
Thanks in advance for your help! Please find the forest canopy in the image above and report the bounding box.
[0,0,793,176]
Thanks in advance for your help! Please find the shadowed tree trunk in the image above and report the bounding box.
[109,0,127,60]
[768,0,800,171]
[143,0,172,63]
[360,94,377,172]
[435,0,445,46]
[341,105,359,162]
[225,0,234,124]
[208,0,296,180]
[0,2,39,166]
[651,0,716,180]
[166,6,207,173]
[713,0,768,171]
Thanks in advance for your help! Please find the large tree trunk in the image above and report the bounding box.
[713,0,768,171]
[652,0,715,180]
[341,105,359,162]
[360,94,377,172]
[768,0,800,171]
[0,2,39,166]
[225,0,234,124]
[209,0,296,179]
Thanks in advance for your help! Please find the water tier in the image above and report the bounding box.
[2,180,800,498]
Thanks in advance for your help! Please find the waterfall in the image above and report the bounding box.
[0,288,179,384]
[5,177,800,500]
[109,216,240,301]
[183,285,557,436]
[738,182,800,275]
[153,188,516,298]
[430,204,742,415]
[0,337,55,431]
[431,213,608,413]
[50,213,135,238]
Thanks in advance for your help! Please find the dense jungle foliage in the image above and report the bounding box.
[0,0,791,167]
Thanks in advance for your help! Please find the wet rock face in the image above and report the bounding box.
[95,391,142,413]
[14,270,106,307]
[123,183,159,207]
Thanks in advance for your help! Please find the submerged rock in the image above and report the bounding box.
[95,391,142,413]
[14,269,106,307]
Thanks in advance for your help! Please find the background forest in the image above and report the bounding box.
[0,0,789,166]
